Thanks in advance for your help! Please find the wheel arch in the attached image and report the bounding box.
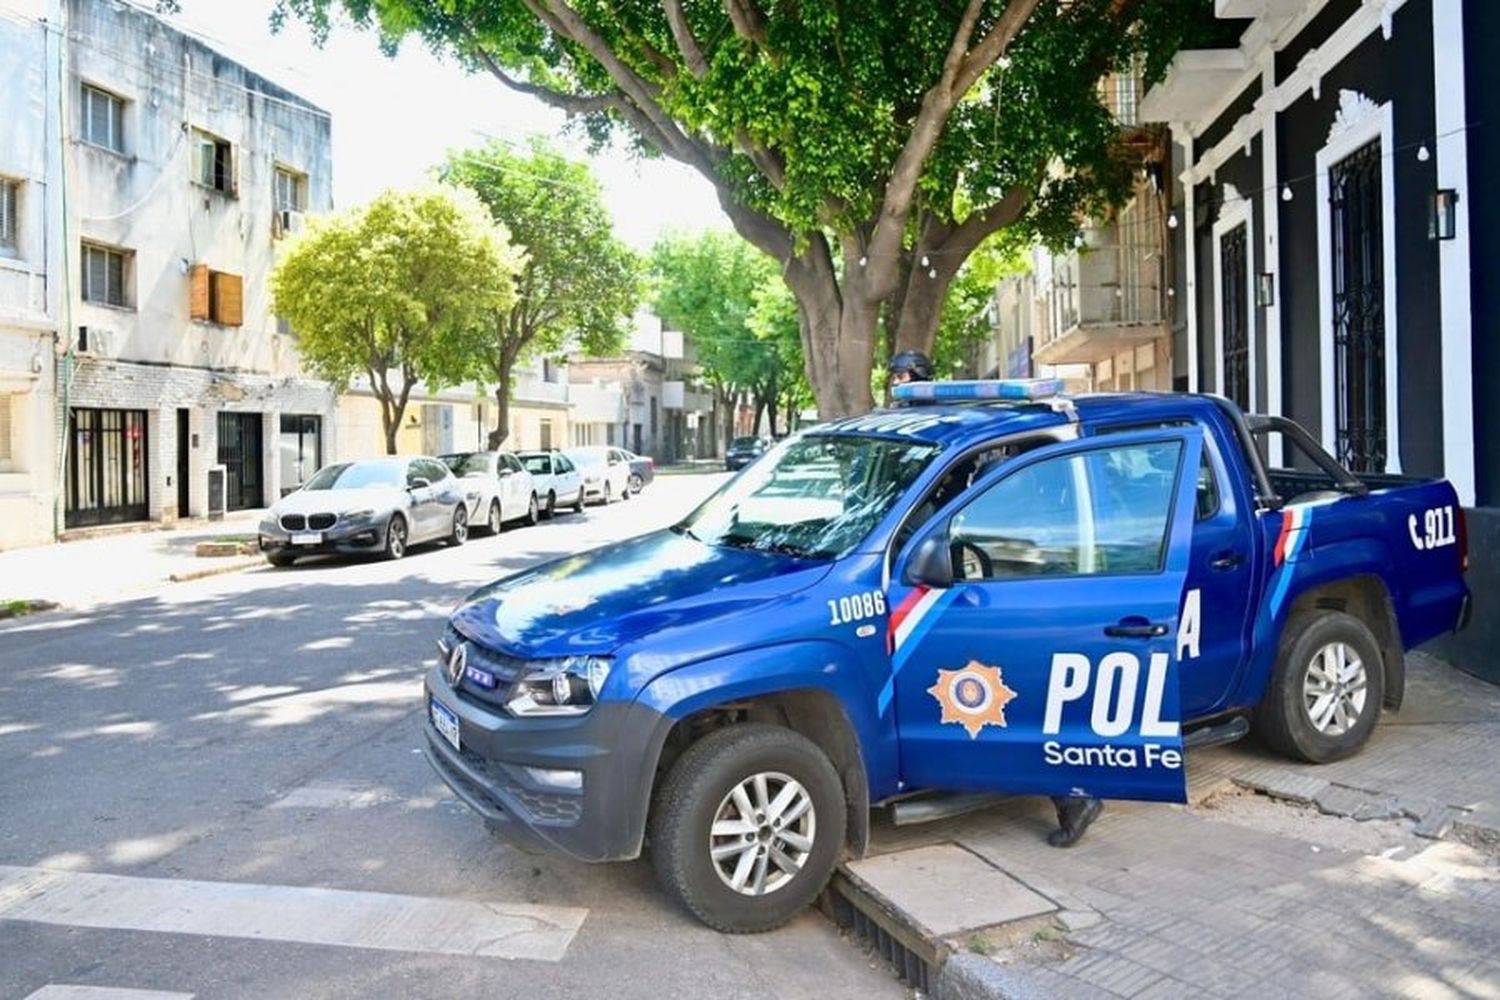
[1285,574,1404,710]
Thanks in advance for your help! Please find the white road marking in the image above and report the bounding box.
[24,988,193,1000]
[269,781,396,810]
[0,865,587,962]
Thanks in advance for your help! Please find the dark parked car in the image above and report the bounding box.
[621,450,655,493]
[724,436,768,471]
[259,457,468,566]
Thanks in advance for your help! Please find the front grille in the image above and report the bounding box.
[308,513,336,530]
[280,514,306,531]
[442,623,530,711]
[456,745,581,826]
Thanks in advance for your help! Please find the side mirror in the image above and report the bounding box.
[905,532,955,589]
[408,477,431,491]
[499,468,514,478]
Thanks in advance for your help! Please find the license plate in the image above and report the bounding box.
[291,531,323,545]
[430,698,461,752]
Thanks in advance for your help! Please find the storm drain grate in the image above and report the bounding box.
[821,872,937,993]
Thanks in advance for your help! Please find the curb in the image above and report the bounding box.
[935,955,1052,1000]
[167,557,265,583]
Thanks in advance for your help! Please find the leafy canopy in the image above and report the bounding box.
[439,136,640,369]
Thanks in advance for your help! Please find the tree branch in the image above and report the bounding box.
[724,0,768,47]
[954,0,1041,99]
[469,43,621,117]
[663,0,709,77]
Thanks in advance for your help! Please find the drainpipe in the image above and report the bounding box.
[47,0,72,540]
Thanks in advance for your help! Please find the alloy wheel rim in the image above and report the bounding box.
[529,496,538,521]
[1302,641,1368,735]
[455,510,467,542]
[389,521,405,557]
[489,503,501,533]
[708,770,816,897]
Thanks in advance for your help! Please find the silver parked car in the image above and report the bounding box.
[258,456,468,566]
[564,446,634,504]
[517,450,585,516]
[440,451,540,534]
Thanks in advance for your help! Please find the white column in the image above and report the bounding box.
[1259,62,1284,465]
[1175,124,1199,392]
[1434,0,1475,505]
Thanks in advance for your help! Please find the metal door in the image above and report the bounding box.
[66,408,149,527]
[1329,139,1386,473]
[216,412,264,511]
[1219,223,1250,409]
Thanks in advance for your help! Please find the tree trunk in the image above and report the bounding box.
[488,358,515,450]
[893,260,959,360]
[784,242,878,420]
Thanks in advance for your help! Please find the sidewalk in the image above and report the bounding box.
[849,652,1500,999]
[0,512,267,610]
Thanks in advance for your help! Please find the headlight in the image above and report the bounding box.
[343,508,375,521]
[506,656,612,717]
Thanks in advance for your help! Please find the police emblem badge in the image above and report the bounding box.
[928,661,1018,738]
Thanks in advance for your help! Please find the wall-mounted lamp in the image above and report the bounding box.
[1430,189,1459,241]
[1256,273,1276,308]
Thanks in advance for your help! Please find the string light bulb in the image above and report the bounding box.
[1073,232,1085,248]
[998,55,1012,70]
[1281,184,1293,202]
[858,255,867,267]
[928,267,938,279]
[920,254,930,267]
[1167,212,1179,230]
[1417,144,1431,162]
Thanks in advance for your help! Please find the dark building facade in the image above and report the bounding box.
[1141,0,1496,680]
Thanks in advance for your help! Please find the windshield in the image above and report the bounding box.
[442,453,492,477]
[566,449,604,468]
[679,434,939,560]
[519,454,551,475]
[303,461,404,491]
[730,437,761,450]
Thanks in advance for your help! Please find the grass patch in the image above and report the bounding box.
[211,534,256,545]
[0,599,58,619]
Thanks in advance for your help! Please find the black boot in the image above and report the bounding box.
[1047,796,1102,848]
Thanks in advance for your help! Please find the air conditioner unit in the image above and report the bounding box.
[274,209,306,237]
[75,326,112,356]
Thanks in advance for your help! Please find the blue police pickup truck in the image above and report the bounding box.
[422,380,1469,932]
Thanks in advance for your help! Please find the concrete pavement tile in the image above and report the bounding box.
[1060,954,1162,997]
[842,843,1055,938]
[1229,765,1330,804]
[1129,976,1198,1000]
[1056,908,1103,932]
[1313,784,1369,817]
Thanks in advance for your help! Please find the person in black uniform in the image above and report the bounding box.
[885,350,1103,848]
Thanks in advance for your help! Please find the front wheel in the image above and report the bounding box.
[384,514,408,561]
[573,490,586,513]
[447,506,468,546]
[629,473,644,495]
[1254,610,1384,763]
[524,493,540,526]
[485,500,502,536]
[543,491,557,519]
[650,724,845,933]
[602,483,613,505]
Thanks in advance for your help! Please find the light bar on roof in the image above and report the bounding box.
[892,378,1065,403]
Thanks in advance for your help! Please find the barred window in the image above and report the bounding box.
[81,84,125,152]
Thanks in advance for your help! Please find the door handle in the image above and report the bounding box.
[1104,618,1170,639]
[1210,551,1245,571]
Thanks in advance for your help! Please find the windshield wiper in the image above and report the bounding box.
[671,523,702,542]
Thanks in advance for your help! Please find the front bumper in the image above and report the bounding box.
[725,456,753,470]
[258,515,388,556]
[421,666,671,862]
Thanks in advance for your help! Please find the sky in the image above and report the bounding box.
[159,0,732,251]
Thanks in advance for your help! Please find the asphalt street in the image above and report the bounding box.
[0,473,902,1000]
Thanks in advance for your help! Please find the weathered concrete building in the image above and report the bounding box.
[0,0,336,545]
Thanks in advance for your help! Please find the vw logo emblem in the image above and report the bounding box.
[446,641,468,686]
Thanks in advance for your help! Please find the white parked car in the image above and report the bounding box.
[440,450,539,533]
[563,446,633,504]
[517,450,585,517]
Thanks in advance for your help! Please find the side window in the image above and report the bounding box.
[1196,451,1220,521]
[405,462,426,488]
[421,459,449,483]
[505,454,524,473]
[557,456,572,473]
[950,440,1183,581]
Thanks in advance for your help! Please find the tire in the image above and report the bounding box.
[266,552,296,568]
[524,493,540,526]
[383,514,408,561]
[650,724,845,933]
[602,483,613,505]
[629,473,644,495]
[485,500,503,536]
[574,490,586,513]
[447,506,468,546]
[1254,610,1385,764]
[543,491,557,519]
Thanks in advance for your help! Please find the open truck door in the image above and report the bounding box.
[886,427,1205,803]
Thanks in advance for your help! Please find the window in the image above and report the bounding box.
[0,395,14,470]
[273,167,305,212]
[81,85,124,152]
[82,243,130,307]
[950,440,1183,580]
[0,179,17,255]
[188,265,243,326]
[193,129,235,195]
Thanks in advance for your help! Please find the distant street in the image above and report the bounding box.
[0,473,901,1000]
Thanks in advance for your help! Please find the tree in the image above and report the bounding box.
[651,231,801,444]
[747,277,810,435]
[272,187,523,454]
[439,138,641,449]
[928,235,1029,379]
[273,0,1206,418]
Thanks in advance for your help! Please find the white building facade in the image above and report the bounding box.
[0,0,335,546]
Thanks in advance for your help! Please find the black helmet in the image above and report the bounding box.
[888,350,934,382]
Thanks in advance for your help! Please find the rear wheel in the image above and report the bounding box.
[574,490,586,513]
[602,483,613,505]
[650,724,845,933]
[384,515,408,561]
[543,491,557,519]
[447,506,468,546]
[485,500,502,535]
[1254,610,1384,763]
[524,493,540,526]
[630,473,644,494]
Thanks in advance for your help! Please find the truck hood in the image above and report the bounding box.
[451,529,831,657]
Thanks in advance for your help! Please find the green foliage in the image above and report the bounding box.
[439,137,640,371]
[270,186,522,450]
[931,235,1028,376]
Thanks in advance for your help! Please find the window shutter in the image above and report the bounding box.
[0,182,16,250]
[189,264,210,320]
[212,271,243,326]
[0,396,12,463]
